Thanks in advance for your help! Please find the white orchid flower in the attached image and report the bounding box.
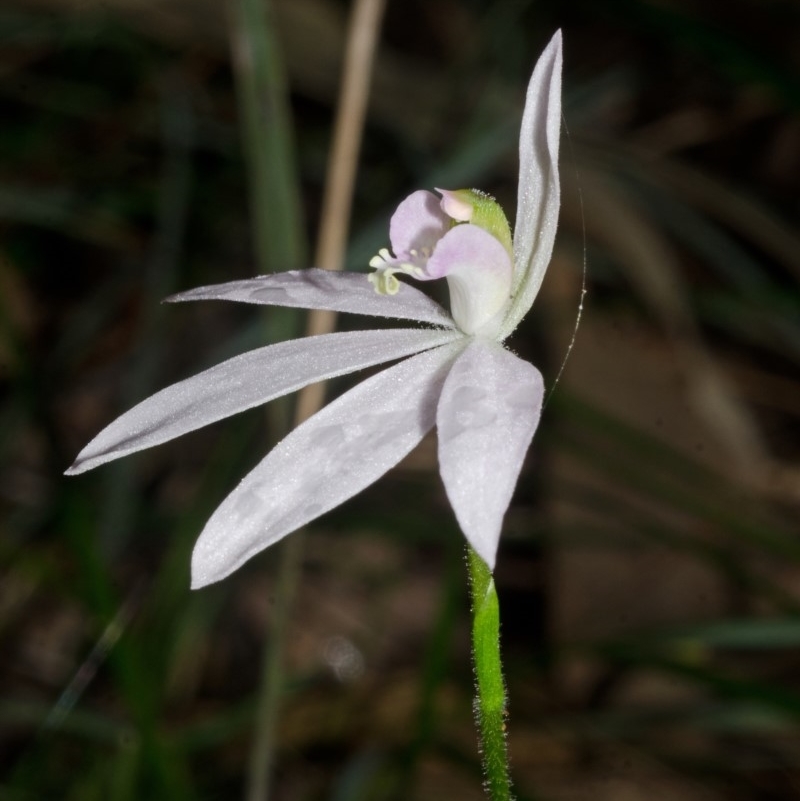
[67,31,562,589]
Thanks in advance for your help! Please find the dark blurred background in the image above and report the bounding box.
[1,0,799,799]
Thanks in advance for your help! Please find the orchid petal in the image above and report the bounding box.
[168,269,456,329]
[436,339,544,569]
[425,224,512,335]
[66,328,459,475]
[389,190,450,260]
[502,30,562,337]
[191,341,465,587]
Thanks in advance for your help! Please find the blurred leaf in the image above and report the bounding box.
[659,618,800,651]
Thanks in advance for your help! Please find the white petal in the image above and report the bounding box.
[425,224,513,336]
[191,341,465,588]
[167,269,455,328]
[436,339,544,569]
[66,328,459,475]
[502,30,562,338]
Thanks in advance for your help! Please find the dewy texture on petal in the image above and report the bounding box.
[436,339,544,569]
[168,269,456,329]
[66,328,459,475]
[502,30,562,338]
[191,341,465,588]
[389,190,450,263]
[425,224,512,335]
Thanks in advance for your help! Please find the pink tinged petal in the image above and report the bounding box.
[190,340,466,588]
[436,339,544,570]
[425,224,513,335]
[167,269,455,329]
[503,30,563,338]
[65,327,459,475]
[389,190,450,263]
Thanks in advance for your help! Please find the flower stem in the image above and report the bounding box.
[467,546,513,801]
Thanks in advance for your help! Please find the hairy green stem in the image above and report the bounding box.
[467,546,513,801]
